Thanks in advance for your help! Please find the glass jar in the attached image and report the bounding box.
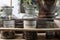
[23,4,37,29]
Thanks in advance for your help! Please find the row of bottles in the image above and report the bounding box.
[0,0,60,39]
[23,0,60,40]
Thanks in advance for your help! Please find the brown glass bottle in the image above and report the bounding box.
[37,0,56,38]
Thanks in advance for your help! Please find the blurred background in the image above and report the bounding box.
[0,0,60,19]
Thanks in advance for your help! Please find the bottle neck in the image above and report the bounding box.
[8,15,12,20]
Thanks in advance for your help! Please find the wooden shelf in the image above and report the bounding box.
[0,39,25,40]
[0,28,60,32]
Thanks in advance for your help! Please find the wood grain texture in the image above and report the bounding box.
[0,28,60,32]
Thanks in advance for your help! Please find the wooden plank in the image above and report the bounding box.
[55,18,60,20]
[0,28,60,32]
[10,0,12,6]
[0,39,25,40]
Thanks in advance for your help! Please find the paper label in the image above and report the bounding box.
[24,20,36,28]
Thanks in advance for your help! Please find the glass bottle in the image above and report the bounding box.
[36,0,56,39]
[1,15,15,39]
[1,6,15,39]
[23,4,37,40]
